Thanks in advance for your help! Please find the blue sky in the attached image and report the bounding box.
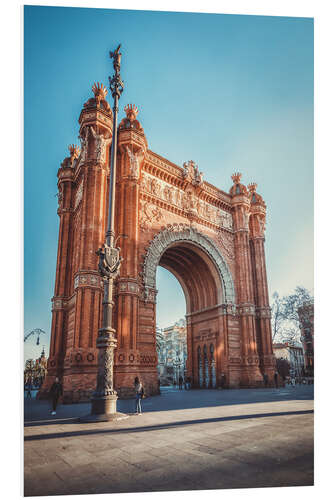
[24,6,313,361]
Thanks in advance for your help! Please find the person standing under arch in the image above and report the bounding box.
[134,376,144,415]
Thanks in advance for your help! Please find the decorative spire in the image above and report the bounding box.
[247,183,257,193]
[68,144,80,160]
[124,104,139,123]
[231,172,242,184]
[92,82,108,105]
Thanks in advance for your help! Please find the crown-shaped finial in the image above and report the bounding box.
[124,104,139,122]
[247,183,257,193]
[231,172,242,184]
[92,82,108,101]
[68,144,80,159]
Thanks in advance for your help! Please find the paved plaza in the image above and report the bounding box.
[24,385,314,496]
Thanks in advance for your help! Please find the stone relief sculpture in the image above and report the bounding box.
[139,172,232,230]
[217,211,233,230]
[216,230,235,260]
[90,126,112,164]
[126,146,142,178]
[150,178,161,197]
[140,202,163,231]
[78,126,89,165]
[182,160,204,186]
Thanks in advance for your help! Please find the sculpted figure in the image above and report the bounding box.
[78,126,89,164]
[150,178,161,197]
[90,126,112,164]
[126,146,141,178]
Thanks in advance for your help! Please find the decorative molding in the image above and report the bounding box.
[118,280,140,294]
[142,223,236,303]
[255,307,271,319]
[238,304,256,315]
[74,272,103,290]
[52,298,65,310]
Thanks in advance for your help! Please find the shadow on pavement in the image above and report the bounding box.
[24,409,313,441]
[24,386,314,425]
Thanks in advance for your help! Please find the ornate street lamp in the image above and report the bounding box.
[81,45,127,422]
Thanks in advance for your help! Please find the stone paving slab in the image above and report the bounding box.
[24,385,314,496]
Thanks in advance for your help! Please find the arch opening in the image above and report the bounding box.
[150,226,236,390]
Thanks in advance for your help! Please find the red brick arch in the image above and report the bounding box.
[41,89,276,402]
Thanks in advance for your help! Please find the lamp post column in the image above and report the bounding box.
[82,45,127,422]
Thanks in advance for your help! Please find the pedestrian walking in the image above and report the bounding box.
[134,376,144,415]
[263,373,268,388]
[26,380,32,399]
[179,375,183,390]
[274,371,279,388]
[49,377,63,415]
[291,376,296,387]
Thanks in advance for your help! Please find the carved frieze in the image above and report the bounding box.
[140,201,164,232]
[140,171,233,230]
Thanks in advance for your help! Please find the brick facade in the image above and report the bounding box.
[40,85,276,402]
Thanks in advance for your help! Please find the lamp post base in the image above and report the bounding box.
[80,394,129,423]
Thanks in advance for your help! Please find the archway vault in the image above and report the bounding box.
[143,223,236,310]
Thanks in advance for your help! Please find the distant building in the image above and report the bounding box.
[273,342,305,378]
[298,300,314,376]
[24,347,48,387]
[157,319,187,385]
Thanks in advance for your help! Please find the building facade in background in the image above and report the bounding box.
[273,342,305,378]
[25,347,48,387]
[157,319,187,385]
[298,300,314,376]
[40,83,276,402]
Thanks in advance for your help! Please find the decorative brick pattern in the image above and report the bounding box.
[41,92,275,402]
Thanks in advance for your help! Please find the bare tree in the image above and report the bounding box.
[271,286,313,345]
[271,292,284,342]
[282,286,313,327]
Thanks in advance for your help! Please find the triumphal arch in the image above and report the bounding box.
[42,83,275,402]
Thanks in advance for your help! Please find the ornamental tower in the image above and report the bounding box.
[41,83,114,401]
[248,183,276,379]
